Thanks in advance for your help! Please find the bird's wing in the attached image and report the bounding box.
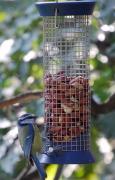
[32,154,47,180]
[32,125,42,153]
[23,125,34,160]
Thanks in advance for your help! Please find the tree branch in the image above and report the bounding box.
[15,164,31,180]
[0,91,115,115]
[0,91,43,109]
[19,171,40,180]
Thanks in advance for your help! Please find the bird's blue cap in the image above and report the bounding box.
[36,1,96,16]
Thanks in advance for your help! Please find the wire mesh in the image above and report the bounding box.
[43,15,90,152]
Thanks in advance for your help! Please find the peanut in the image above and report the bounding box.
[61,103,73,114]
[45,72,90,142]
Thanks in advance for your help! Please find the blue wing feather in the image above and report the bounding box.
[32,154,47,180]
[23,125,34,159]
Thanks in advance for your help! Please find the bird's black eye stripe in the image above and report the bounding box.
[21,116,36,121]
[19,114,37,121]
[18,118,35,125]
[20,113,33,119]
[18,113,37,126]
[18,117,36,123]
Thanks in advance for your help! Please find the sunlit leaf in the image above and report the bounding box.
[0,12,7,22]
[46,164,58,180]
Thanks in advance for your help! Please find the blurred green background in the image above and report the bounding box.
[0,0,115,179]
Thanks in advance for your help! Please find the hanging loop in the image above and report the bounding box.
[55,0,59,28]
[55,8,58,28]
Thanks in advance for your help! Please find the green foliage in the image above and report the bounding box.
[0,0,115,179]
[97,111,115,138]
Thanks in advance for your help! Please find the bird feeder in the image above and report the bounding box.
[36,1,95,164]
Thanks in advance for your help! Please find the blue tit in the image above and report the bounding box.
[18,113,47,180]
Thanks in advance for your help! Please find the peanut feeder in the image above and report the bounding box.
[36,0,95,164]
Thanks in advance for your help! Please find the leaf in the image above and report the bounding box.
[96,111,115,138]
[46,164,58,180]
[0,12,7,22]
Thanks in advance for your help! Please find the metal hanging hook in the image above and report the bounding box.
[55,8,58,28]
[55,0,59,28]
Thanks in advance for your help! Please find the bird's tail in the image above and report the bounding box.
[32,154,47,180]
